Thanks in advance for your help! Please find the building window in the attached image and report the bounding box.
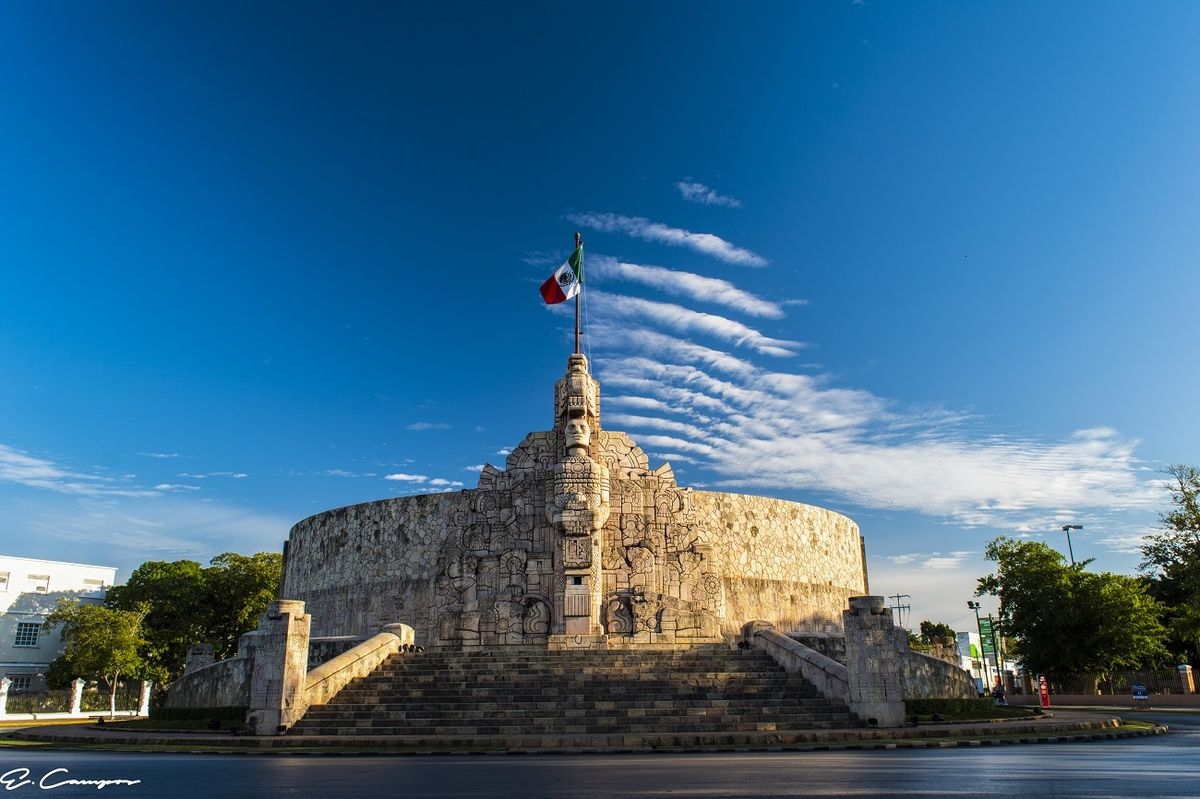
[27,575,50,593]
[0,572,9,591]
[7,676,32,692]
[13,623,40,648]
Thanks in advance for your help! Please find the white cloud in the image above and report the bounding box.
[384,473,428,482]
[7,493,292,578]
[588,256,785,318]
[569,212,768,267]
[676,181,742,208]
[585,327,1155,531]
[590,293,801,357]
[0,443,158,498]
[406,422,451,431]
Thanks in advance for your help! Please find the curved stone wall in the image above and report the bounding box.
[282,494,456,638]
[691,491,866,633]
[282,488,866,642]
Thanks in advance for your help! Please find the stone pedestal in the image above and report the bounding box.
[1179,664,1195,694]
[138,681,153,716]
[246,599,311,735]
[843,595,906,728]
[0,677,11,717]
[184,643,215,675]
[70,678,85,716]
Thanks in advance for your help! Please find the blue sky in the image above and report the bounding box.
[3,2,1198,633]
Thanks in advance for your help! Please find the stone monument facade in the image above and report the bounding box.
[282,353,868,648]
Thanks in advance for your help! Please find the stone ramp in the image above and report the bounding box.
[287,644,865,738]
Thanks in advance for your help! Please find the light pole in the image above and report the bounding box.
[967,601,990,690]
[1062,524,1082,565]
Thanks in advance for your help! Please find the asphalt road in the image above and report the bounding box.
[1,712,1197,799]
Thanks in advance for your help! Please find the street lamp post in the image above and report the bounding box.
[1062,524,1083,565]
[967,601,990,691]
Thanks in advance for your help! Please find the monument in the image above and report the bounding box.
[280,351,869,649]
[165,321,975,735]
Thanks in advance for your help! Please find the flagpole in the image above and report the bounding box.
[574,231,582,355]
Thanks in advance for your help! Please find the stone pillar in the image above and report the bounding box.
[138,681,153,716]
[0,677,11,717]
[842,596,906,728]
[1179,664,1195,694]
[246,599,311,736]
[70,678,85,716]
[184,643,215,675]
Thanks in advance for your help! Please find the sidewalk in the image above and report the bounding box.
[2,710,1168,754]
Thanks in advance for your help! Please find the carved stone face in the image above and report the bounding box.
[565,419,591,451]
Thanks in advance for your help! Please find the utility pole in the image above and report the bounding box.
[888,594,911,631]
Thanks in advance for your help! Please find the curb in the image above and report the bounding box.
[6,714,1167,755]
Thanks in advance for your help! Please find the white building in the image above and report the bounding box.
[0,556,118,692]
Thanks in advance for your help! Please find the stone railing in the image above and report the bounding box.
[165,599,416,735]
[901,648,976,699]
[744,621,850,702]
[305,624,414,709]
[745,596,976,727]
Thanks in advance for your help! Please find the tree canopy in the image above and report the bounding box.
[105,551,282,684]
[977,536,1167,678]
[918,620,957,644]
[1140,464,1200,664]
[43,600,146,716]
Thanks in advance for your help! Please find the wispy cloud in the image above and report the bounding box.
[0,444,157,498]
[10,493,294,576]
[569,213,768,267]
[589,293,802,357]
[588,256,786,318]
[676,180,742,208]
[587,333,1156,529]
[383,472,465,490]
[384,473,428,482]
[406,422,451,431]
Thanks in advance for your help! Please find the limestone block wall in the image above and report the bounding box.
[690,491,866,634]
[282,495,457,638]
[164,654,252,709]
[901,649,977,699]
[283,487,866,643]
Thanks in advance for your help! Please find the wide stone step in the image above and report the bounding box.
[301,701,850,720]
[287,646,863,738]
[295,715,861,736]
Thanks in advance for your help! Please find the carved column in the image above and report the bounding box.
[247,599,310,735]
[843,595,906,728]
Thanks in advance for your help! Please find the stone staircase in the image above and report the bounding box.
[288,644,864,742]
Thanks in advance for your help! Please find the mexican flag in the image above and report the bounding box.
[539,244,583,304]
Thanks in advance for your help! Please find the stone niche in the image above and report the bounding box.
[282,354,868,648]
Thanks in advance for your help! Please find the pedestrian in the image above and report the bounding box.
[991,676,1007,705]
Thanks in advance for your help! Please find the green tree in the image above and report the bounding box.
[106,551,282,684]
[918,620,957,644]
[201,552,283,658]
[43,600,147,717]
[977,536,1168,681]
[105,559,207,685]
[1140,464,1200,665]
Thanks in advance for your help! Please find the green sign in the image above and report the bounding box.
[979,619,996,655]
